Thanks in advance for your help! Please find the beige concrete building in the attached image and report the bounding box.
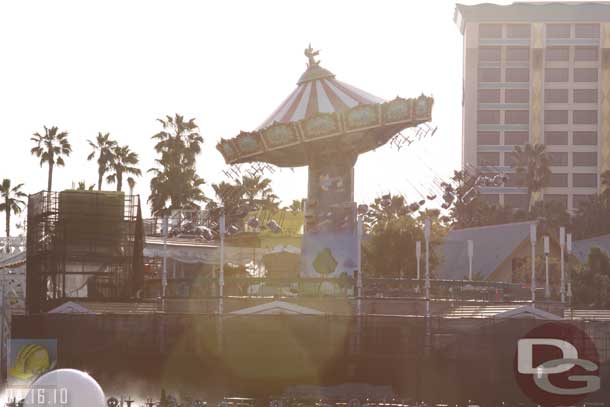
[455,2,610,211]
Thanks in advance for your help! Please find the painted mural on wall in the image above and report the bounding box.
[8,339,57,386]
[301,159,358,279]
[300,228,358,279]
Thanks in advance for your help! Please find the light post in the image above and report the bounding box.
[560,226,566,304]
[415,241,421,294]
[219,213,225,315]
[424,219,431,318]
[162,215,169,309]
[357,216,363,315]
[567,232,573,305]
[544,235,550,299]
[416,241,421,280]
[0,275,15,387]
[0,279,5,387]
[530,223,537,308]
[467,240,474,281]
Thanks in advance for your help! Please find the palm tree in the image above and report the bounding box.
[106,145,141,192]
[509,143,551,210]
[600,170,610,207]
[148,114,205,216]
[31,126,72,192]
[211,181,245,211]
[76,181,95,191]
[149,165,205,215]
[127,177,136,196]
[87,132,117,191]
[287,199,303,214]
[152,114,202,167]
[0,179,26,253]
[239,175,278,210]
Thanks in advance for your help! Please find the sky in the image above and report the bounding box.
[0,0,512,232]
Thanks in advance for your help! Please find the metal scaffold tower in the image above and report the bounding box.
[26,190,144,314]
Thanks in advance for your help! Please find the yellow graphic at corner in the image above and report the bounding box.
[9,344,51,380]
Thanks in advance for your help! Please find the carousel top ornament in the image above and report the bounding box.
[217,45,434,167]
[305,43,320,67]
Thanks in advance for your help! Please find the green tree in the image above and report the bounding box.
[286,199,304,214]
[363,194,409,229]
[0,179,26,253]
[239,174,278,211]
[572,195,610,239]
[362,209,444,278]
[106,145,141,192]
[208,181,246,225]
[30,126,72,192]
[442,170,514,229]
[512,255,561,290]
[87,132,117,191]
[148,114,205,215]
[528,200,571,234]
[509,143,551,210]
[573,247,610,308]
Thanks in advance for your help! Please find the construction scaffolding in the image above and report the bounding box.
[26,190,144,314]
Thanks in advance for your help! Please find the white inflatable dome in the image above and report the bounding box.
[24,368,105,407]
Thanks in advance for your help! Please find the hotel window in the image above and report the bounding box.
[505,152,518,167]
[478,89,501,103]
[575,24,600,38]
[505,194,529,210]
[573,152,597,166]
[506,68,529,82]
[574,68,598,82]
[505,173,524,187]
[545,68,569,82]
[544,110,568,125]
[477,132,500,145]
[479,24,502,39]
[573,110,597,125]
[549,173,568,188]
[506,47,529,62]
[544,89,568,103]
[545,47,569,61]
[481,194,500,205]
[507,24,530,38]
[505,110,529,124]
[574,89,597,104]
[547,24,571,39]
[573,174,597,188]
[573,131,597,145]
[545,131,568,145]
[505,89,529,103]
[479,68,501,82]
[574,194,595,209]
[545,194,568,208]
[479,47,501,63]
[478,110,500,124]
[574,47,599,61]
[478,152,500,166]
[505,131,528,145]
[548,152,569,166]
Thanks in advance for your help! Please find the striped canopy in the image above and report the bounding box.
[258,65,384,129]
[218,47,433,167]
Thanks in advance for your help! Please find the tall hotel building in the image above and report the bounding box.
[455,2,610,211]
